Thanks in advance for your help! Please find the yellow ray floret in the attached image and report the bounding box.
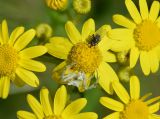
[100,75,160,119]
[17,85,98,119]
[0,20,47,99]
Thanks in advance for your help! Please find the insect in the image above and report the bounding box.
[89,34,101,47]
[61,64,87,87]
[61,64,97,91]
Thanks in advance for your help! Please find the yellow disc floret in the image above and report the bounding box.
[134,20,160,51]
[121,100,149,119]
[68,42,102,73]
[0,45,18,77]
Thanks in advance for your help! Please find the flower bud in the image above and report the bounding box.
[118,66,131,82]
[36,23,53,40]
[116,50,129,64]
[73,0,91,14]
[45,0,68,11]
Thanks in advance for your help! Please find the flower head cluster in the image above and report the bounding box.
[1,0,160,119]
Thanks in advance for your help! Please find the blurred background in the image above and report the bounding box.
[0,0,160,118]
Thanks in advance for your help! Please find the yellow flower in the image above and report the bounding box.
[17,85,98,119]
[0,20,47,99]
[73,0,91,14]
[100,75,160,119]
[45,18,119,94]
[45,0,68,11]
[108,0,160,75]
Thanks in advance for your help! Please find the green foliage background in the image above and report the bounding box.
[0,0,160,118]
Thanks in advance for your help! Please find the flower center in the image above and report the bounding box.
[0,44,18,77]
[134,20,160,51]
[121,100,149,119]
[68,42,102,73]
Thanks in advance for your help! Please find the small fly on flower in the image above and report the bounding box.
[89,34,101,47]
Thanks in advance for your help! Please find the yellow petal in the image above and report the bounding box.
[53,61,67,72]
[14,29,35,51]
[97,62,119,95]
[49,37,72,47]
[140,93,152,101]
[69,112,98,119]
[150,114,160,119]
[130,76,140,100]
[27,94,44,118]
[19,59,46,72]
[16,67,39,87]
[62,98,87,118]
[149,50,159,73]
[0,76,10,99]
[98,25,112,51]
[149,103,160,114]
[19,46,47,59]
[108,28,133,40]
[17,111,37,119]
[65,21,81,44]
[1,20,9,43]
[0,79,2,97]
[156,17,160,27]
[108,29,135,51]
[0,24,3,44]
[9,26,25,45]
[111,40,132,52]
[139,0,149,20]
[145,96,160,105]
[45,44,68,59]
[54,85,67,115]
[140,51,150,75]
[125,0,142,24]
[149,1,160,22]
[96,25,111,38]
[103,51,116,63]
[11,77,25,87]
[40,87,53,116]
[130,47,140,68]
[82,18,95,41]
[112,80,130,104]
[100,97,124,111]
[113,14,136,29]
[103,112,120,119]
[46,37,72,59]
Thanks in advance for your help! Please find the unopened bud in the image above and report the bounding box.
[73,0,91,14]
[36,23,53,42]
[45,0,68,11]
